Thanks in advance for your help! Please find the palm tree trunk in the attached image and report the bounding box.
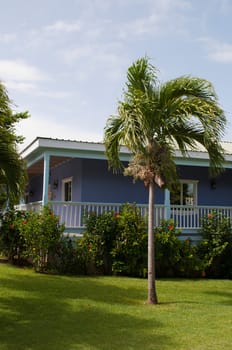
[147,181,158,304]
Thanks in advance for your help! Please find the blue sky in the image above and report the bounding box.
[0,0,232,150]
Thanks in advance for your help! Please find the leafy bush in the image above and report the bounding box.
[155,219,182,277]
[197,211,232,278]
[111,203,147,277]
[48,236,86,275]
[17,206,65,272]
[80,210,118,274]
[155,220,204,277]
[0,209,28,263]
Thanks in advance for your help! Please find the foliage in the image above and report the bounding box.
[111,203,148,277]
[0,81,29,207]
[154,219,204,277]
[48,236,86,275]
[155,219,182,277]
[17,206,64,272]
[80,210,118,274]
[0,209,28,263]
[197,211,232,278]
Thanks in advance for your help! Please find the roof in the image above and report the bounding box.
[21,137,232,176]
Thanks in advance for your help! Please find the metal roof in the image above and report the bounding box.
[21,137,232,177]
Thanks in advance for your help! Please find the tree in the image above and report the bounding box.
[104,57,226,304]
[0,81,29,209]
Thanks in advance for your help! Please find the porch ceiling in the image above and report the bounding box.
[27,156,72,176]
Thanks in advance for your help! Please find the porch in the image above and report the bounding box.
[15,201,232,241]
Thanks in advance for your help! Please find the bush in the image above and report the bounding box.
[155,220,204,277]
[197,211,232,278]
[17,206,65,272]
[48,236,86,275]
[155,219,182,277]
[80,210,118,274]
[0,209,28,263]
[111,203,147,277]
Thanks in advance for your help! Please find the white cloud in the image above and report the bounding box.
[0,33,16,43]
[16,114,103,151]
[200,38,232,63]
[0,60,47,82]
[209,43,232,63]
[44,20,81,33]
[118,0,191,39]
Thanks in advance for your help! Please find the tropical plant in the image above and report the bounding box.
[0,209,28,263]
[104,57,226,304]
[197,211,232,278]
[80,210,118,274]
[0,81,29,208]
[111,203,148,277]
[17,206,64,272]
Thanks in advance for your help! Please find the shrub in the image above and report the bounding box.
[155,220,204,277]
[154,219,182,277]
[111,203,147,277]
[17,206,64,272]
[0,209,28,263]
[48,236,86,275]
[80,210,118,274]
[197,211,232,278]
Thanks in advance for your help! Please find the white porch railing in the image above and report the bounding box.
[15,201,232,232]
[171,205,232,229]
[15,201,43,212]
[49,201,165,228]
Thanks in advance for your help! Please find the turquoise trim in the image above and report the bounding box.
[42,152,50,205]
[164,189,171,220]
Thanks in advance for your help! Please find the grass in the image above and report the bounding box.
[0,264,232,350]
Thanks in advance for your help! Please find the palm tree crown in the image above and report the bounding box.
[104,57,226,186]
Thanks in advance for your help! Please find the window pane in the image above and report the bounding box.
[170,183,181,205]
[170,181,197,206]
[64,181,72,201]
[183,183,194,205]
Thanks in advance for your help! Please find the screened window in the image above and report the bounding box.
[170,180,198,206]
[62,177,72,202]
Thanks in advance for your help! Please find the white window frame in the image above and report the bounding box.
[62,177,73,202]
[171,179,198,206]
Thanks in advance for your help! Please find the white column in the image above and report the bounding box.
[42,152,50,205]
[164,188,171,220]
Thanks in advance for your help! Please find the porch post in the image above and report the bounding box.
[42,152,50,205]
[164,188,171,220]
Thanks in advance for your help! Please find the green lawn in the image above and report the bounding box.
[0,264,232,350]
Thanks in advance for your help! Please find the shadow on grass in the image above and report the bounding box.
[204,290,232,306]
[0,266,175,350]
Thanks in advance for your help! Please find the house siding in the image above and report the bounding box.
[178,166,232,206]
[27,157,232,208]
[81,158,164,204]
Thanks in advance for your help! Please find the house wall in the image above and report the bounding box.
[49,158,82,202]
[177,166,232,206]
[27,157,232,206]
[81,158,164,204]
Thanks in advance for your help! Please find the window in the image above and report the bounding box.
[170,180,198,206]
[62,177,72,202]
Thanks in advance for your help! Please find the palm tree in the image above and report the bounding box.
[104,57,226,304]
[0,81,29,208]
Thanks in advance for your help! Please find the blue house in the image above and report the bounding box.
[18,137,232,239]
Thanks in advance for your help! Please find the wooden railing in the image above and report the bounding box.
[15,201,232,232]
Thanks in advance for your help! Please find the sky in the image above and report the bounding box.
[0,0,232,151]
